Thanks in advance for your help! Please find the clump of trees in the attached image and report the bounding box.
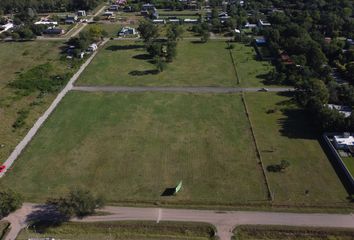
[47,189,105,218]
[0,189,23,218]
[138,21,183,72]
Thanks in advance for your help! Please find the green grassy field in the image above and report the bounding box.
[0,41,70,162]
[17,221,216,240]
[0,92,267,204]
[245,93,348,205]
[77,40,238,86]
[234,225,354,240]
[231,43,275,87]
[341,157,354,177]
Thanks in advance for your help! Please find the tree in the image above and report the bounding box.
[88,25,107,41]
[47,189,105,218]
[155,57,167,72]
[0,189,22,218]
[138,20,159,42]
[200,30,210,43]
[166,40,177,62]
[279,160,290,171]
[166,24,184,41]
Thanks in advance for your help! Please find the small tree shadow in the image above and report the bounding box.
[161,188,176,196]
[106,45,144,51]
[191,40,204,44]
[25,204,69,233]
[129,70,158,76]
[132,54,152,60]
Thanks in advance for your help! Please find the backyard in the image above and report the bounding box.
[245,92,348,205]
[77,40,238,86]
[0,92,268,205]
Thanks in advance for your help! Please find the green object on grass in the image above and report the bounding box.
[175,181,183,194]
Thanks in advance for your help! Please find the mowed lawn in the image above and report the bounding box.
[77,40,238,86]
[1,92,267,204]
[245,93,348,205]
[231,44,274,87]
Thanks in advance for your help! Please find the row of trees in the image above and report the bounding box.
[0,0,102,13]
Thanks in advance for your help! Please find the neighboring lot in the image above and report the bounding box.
[234,225,354,240]
[231,43,274,87]
[245,92,348,205]
[77,40,238,86]
[0,41,69,162]
[0,92,267,204]
[17,221,216,240]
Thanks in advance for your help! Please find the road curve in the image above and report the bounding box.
[4,203,354,240]
[72,86,294,93]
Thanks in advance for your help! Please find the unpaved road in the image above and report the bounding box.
[4,203,354,240]
[72,86,294,93]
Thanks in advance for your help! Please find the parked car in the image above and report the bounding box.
[0,165,6,173]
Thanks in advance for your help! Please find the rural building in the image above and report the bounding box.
[152,19,166,24]
[35,18,58,25]
[43,28,65,35]
[326,104,352,118]
[77,10,86,16]
[184,18,199,24]
[0,22,13,34]
[255,37,267,45]
[244,22,257,29]
[333,133,354,150]
[103,11,115,17]
[119,27,136,36]
[258,19,271,28]
[65,15,78,24]
[109,5,119,11]
[87,43,98,52]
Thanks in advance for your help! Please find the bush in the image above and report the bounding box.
[0,189,23,218]
[12,109,29,129]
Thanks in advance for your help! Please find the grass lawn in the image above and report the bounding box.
[0,41,71,162]
[231,43,275,87]
[341,157,354,178]
[77,40,238,86]
[245,92,348,205]
[17,221,216,240]
[234,225,354,240]
[0,92,267,204]
[83,23,121,38]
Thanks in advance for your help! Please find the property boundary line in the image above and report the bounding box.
[241,93,273,201]
[227,41,240,85]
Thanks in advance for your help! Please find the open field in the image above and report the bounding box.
[0,92,267,204]
[77,40,238,86]
[17,221,216,240]
[231,43,275,87]
[234,225,354,240]
[245,92,348,205]
[0,41,72,162]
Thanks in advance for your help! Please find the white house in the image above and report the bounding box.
[0,22,14,34]
[119,27,137,36]
[77,10,86,16]
[87,43,98,52]
[334,133,354,150]
[184,18,198,24]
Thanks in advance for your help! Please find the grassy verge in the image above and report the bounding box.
[0,221,10,240]
[245,92,349,206]
[17,221,216,240]
[77,40,237,86]
[234,225,354,240]
[0,92,267,205]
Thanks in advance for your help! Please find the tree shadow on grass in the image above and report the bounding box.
[132,53,152,60]
[106,44,144,51]
[129,69,159,76]
[25,204,69,233]
[161,187,175,196]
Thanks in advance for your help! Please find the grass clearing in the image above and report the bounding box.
[17,221,216,240]
[0,41,73,162]
[77,40,237,86]
[234,225,354,240]
[245,92,348,205]
[231,43,274,87]
[0,92,267,205]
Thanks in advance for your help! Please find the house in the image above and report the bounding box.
[169,19,181,24]
[141,4,158,19]
[35,18,58,25]
[326,104,352,118]
[77,10,86,16]
[347,39,354,46]
[103,11,115,17]
[234,28,241,34]
[255,37,267,45]
[258,19,271,28]
[108,5,119,11]
[152,19,166,24]
[184,18,199,24]
[244,22,257,29]
[43,27,65,35]
[118,27,137,36]
[87,43,98,52]
[0,22,14,34]
[65,15,78,24]
[218,12,230,21]
[333,133,354,150]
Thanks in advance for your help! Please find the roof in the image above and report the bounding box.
[326,104,352,118]
[334,135,354,146]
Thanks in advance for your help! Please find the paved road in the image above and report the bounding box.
[0,39,109,178]
[72,86,294,93]
[4,203,354,240]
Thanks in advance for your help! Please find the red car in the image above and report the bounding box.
[0,165,6,173]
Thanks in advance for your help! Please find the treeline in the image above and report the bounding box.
[0,0,102,13]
